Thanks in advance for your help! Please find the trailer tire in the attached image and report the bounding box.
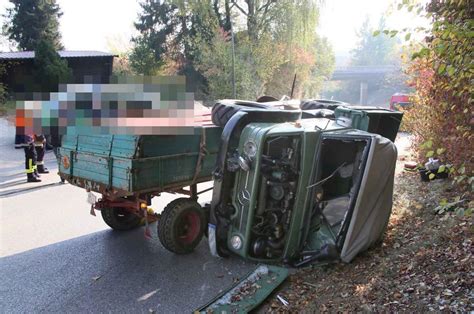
[101,207,141,231]
[158,198,205,254]
[211,100,270,127]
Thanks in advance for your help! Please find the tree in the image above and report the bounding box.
[3,0,63,51]
[0,62,7,105]
[213,0,232,32]
[130,1,222,96]
[105,34,134,76]
[205,0,334,98]
[351,17,398,66]
[230,0,279,41]
[130,1,178,75]
[351,17,406,103]
[129,38,162,76]
[32,39,71,92]
[131,0,333,100]
[323,16,403,104]
[195,30,286,100]
[264,0,334,98]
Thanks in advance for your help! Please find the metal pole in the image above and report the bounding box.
[230,22,236,99]
[359,81,368,105]
[290,73,297,98]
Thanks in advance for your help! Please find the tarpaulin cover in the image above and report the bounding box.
[340,135,397,262]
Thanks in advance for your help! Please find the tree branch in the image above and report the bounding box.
[257,0,275,13]
[213,0,223,27]
[231,0,248,16]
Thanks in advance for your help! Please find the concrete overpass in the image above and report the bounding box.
[329,65,398,104]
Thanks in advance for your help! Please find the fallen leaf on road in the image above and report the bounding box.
[442,289,454,296]
[92,276,102,281]
[138,289,158,302]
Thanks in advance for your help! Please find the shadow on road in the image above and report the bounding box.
[0,225,255,312]
[0,181,64,198]
[0,172,25,181]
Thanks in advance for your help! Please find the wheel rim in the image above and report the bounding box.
[177,211,201,245]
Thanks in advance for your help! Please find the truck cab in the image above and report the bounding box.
[209,105,401,265]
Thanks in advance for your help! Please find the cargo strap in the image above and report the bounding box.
[191,128,209,184]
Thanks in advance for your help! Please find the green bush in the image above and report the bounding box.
[403,0,473,192]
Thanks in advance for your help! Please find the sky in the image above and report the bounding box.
[319,0,396,53]
[0,0,141,52]
[0,0,429,61]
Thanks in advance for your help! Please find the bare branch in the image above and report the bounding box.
[231,0,248,16]
[257,0,276,13]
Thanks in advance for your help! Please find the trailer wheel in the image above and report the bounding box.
[101,207,142,231]
[158,198,206,254]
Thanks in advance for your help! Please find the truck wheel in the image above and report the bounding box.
[211,100,269,127]
[101,207,141,231]
[300,99,348,111]
[158,198,206,254]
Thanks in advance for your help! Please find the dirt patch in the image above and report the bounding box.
[262,156,473,312]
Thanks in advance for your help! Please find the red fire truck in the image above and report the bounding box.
[389,93,412,111]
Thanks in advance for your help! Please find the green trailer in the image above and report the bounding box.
[58,126,222,253]
[59,128,221,196]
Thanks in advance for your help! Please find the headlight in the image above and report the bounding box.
[238,156,250,172]
[243,140,257,158]
[230,235,243,250]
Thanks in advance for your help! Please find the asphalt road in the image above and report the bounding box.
[0,230,255,312]
[0,118,256,313]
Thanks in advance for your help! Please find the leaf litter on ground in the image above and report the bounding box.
[260,143,473,312]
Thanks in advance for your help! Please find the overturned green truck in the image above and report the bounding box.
[58,99,402,264]
[209,100,401,265]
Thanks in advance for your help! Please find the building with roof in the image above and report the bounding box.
[0,50,116,95]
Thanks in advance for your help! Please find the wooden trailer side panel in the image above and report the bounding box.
[58,126,222,194]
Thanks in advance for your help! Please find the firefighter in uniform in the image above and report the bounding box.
[34,134,49,174]
[23,134,49,182]
[23,134,41,182]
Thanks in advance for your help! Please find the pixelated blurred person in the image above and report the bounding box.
[15,133,25,149]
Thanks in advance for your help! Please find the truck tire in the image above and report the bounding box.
[101,207,141,231]
[211,100,269,127]
[158,198,206,254]
[300,99,348,111]
[256,95,278,102]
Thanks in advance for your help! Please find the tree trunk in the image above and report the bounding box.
[246,0,258,42]
[213,0,232,32]
[224,0,232,32]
